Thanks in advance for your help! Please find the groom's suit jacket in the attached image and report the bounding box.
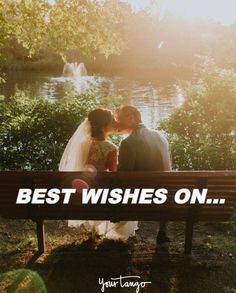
[118,124,171,171]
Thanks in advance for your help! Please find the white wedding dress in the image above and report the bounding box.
[59,119,138,241]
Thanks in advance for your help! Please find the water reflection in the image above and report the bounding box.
[50,76,104,95]
[102,76,184,128]
[0,71,184,129]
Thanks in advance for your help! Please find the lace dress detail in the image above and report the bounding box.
[68,139,139,241]
[87,140,117,171]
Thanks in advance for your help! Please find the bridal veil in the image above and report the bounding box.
[59,118,92,171]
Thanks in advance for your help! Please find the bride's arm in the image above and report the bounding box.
[106,150,118,171]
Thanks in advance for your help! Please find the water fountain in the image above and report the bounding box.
[62,62,88,79]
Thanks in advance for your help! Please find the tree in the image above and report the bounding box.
[0,0,125,69]
[0,90,100,170]
[160,58,236,170]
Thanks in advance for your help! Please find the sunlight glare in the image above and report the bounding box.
[125,0,236,25]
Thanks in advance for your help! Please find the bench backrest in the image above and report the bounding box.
[0,171,235,222]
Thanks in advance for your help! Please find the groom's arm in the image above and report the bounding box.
[118,140,135,171]
[158,132,172,171]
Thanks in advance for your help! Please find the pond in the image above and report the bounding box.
[0,70,185,129]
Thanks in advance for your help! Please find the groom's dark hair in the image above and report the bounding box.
[117,105,142,123]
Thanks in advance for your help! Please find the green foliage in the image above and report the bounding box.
[160,59,236,170]
[0,269,47,292]
[0,89,123,170]
[3,1,236,72]
[0,91,99,170]
[0,0,125,73]
[1,0,124,57]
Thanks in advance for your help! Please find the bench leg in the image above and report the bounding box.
[184,220,194,255]
[36,219,45,253]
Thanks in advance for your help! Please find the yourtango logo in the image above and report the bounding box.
[98,275,152,292]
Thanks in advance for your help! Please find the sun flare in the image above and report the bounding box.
[126,0,236,25]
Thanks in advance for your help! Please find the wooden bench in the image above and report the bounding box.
[0,171,235,255]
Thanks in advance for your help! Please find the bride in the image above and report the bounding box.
[59,108,138,241]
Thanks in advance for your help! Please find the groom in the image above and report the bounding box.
[115,105,172,244]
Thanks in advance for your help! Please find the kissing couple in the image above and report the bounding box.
[59,105,172,243]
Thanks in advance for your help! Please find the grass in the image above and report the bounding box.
[0,215,236,292]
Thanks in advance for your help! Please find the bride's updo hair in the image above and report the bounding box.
[88,108,113,138]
